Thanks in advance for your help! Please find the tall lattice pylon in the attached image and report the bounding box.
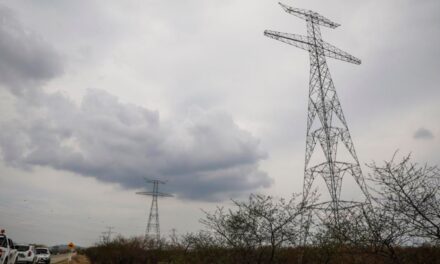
[136,178,172,242]
[264,3,371,232]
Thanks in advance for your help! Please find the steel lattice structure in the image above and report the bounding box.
[136,178,172,242]
[264,3,371,231]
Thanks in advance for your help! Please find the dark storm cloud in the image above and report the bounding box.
[414,127,434,140]
[0,4,271,201]
[0,5,63,94]
[0,89,271,201]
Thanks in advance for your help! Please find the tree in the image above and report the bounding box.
[369,153,440,243]
[357,203,408,263]
[310,202,407,264]
[201,193,310,264]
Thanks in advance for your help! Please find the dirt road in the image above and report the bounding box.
[51,254,71,263]
[52,254,90,264]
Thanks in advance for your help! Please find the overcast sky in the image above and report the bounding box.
[0,0,439,246]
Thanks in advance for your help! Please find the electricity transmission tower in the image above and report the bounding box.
[101,226,115,244]
[264,3,371,236]
[136,178,172,242]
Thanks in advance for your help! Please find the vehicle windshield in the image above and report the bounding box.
[16,245,30,251]
[36,248,49,254]
[0,236,6,247]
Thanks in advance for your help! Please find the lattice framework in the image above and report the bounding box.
[136,178,172,242]
[264,2,371,235]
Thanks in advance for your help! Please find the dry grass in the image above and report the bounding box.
[84,242,440,264]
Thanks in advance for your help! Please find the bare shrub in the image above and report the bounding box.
[200,193,309,263]
[369,153,440,243]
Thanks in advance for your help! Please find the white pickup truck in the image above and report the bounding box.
[0,231,18,264]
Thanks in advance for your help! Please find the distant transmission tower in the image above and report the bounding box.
[136,178,173,242]
[101,226,115,244]
[264,3,371,235]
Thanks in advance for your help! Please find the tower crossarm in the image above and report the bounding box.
[279,2,340,29]
[320,40,361,65]
[264,30,361,65]
[144,177,167,184]
[136,191,173,197]
[264,30,312,52]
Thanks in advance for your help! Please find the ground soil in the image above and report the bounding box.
[56,255,91,264]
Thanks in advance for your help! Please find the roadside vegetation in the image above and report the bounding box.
[84,154,440,264]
